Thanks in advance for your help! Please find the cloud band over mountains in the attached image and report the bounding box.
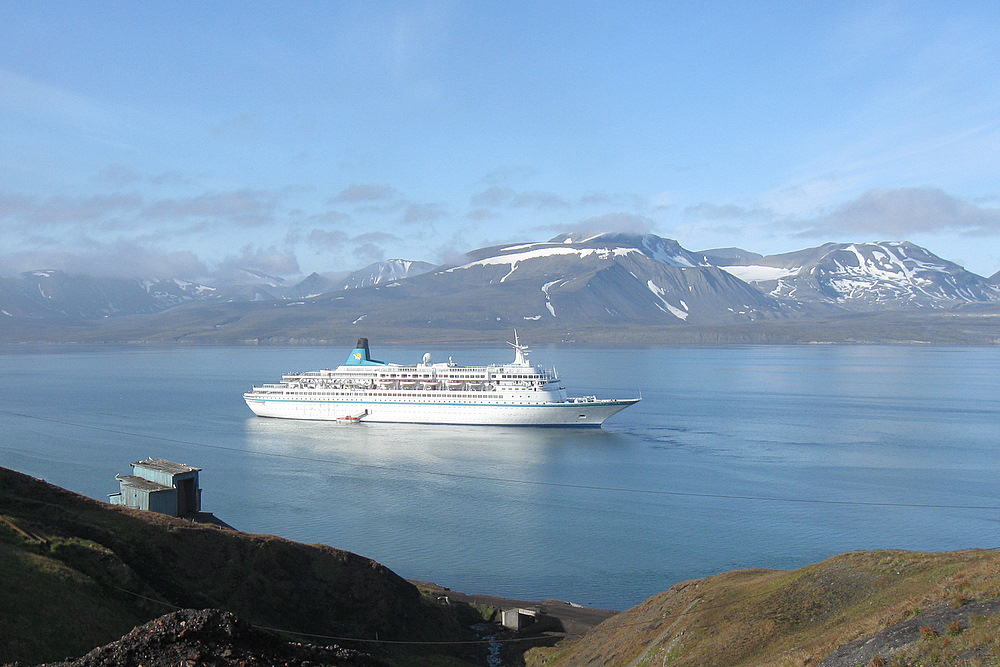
[1,176,999,280]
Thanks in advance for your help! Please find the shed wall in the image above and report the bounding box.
[147,489,178,515]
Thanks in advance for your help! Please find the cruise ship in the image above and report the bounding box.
[244,335,639,426]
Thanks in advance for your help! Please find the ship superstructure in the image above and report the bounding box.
[243,335,638,426]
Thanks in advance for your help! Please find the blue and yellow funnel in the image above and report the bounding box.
[345,338,386,366]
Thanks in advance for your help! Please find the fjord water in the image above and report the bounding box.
[2,344,998,611]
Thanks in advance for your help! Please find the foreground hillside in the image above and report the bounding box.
[5,465,1000,666]
[0,467,483,666]
[527,550,1000,666]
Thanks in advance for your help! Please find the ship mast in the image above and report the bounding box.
[507,330,530,366]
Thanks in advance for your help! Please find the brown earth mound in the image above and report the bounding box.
[27,608,385,667]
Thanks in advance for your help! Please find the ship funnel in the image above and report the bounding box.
[356,338,370,359]
[346,337,385,366]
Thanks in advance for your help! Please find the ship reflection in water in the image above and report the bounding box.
[242,414,633,469]
[239,415,639,606]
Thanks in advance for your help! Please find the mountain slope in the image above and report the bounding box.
[0,270,218,319]
[0,261,433,321]
[339,259,435,290]
[420,233,786,325]
[717,241,1000,310]
[527,549,1000,667]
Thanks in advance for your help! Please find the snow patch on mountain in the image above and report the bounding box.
[445,246,639,282]
[647,280,689,320]
[639,237,698,268]
[501,242,545,252]
[341,259,433,289]
[541,279,563,317]
[721,265,800,282]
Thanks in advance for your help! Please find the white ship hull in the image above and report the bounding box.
[243,335,639,427]
[244,393,638,426]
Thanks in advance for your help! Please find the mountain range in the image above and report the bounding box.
[1,234,998,344]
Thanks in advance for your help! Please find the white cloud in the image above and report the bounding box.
[95,164,141,187]
[400,202,446,224]
[481,165,537,185]
[683,202,769,220]
[579,191,646,210]
[0,241,207,279]
[143,190,278,227]
[0,192,143,226]
[469,186,571,211]
[561,213,655,237]
[213,245,300,281]
[306,229,350,248]
[794,187,1000,238]
[332,183,401,203]
[470,186,515,208]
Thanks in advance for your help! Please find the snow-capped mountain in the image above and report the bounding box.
[143,278,218,306]
[289,272,340,298]
[381,232,786,325]
[339,259,434,290]
[715,242,1000,310]
[0,261,433,320]
[2,236,997,345]
[0,270,217,319]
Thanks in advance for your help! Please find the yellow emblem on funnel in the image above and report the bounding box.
[354,352,362,360]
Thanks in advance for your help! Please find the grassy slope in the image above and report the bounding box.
[0,540,149,663]
[0,467,480,666]
[526,550,1000,667]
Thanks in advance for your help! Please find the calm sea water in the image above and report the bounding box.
[2,344,998,610]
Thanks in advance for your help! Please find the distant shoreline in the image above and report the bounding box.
[3,311,1000,348]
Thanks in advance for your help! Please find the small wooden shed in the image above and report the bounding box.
[109,458,202,516]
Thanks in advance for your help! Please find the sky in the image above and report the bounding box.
[2,1,1000,283]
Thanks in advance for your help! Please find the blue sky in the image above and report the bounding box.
[2,1,1000,281]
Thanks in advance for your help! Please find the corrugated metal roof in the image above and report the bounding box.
[116,475,173,493]
[131,458,201,475]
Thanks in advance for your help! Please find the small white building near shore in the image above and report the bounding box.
[109,458,202,517]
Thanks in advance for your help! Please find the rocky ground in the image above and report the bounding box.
[9,609,386,667]
[819,599,1000,667]
[3,596,614,667]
